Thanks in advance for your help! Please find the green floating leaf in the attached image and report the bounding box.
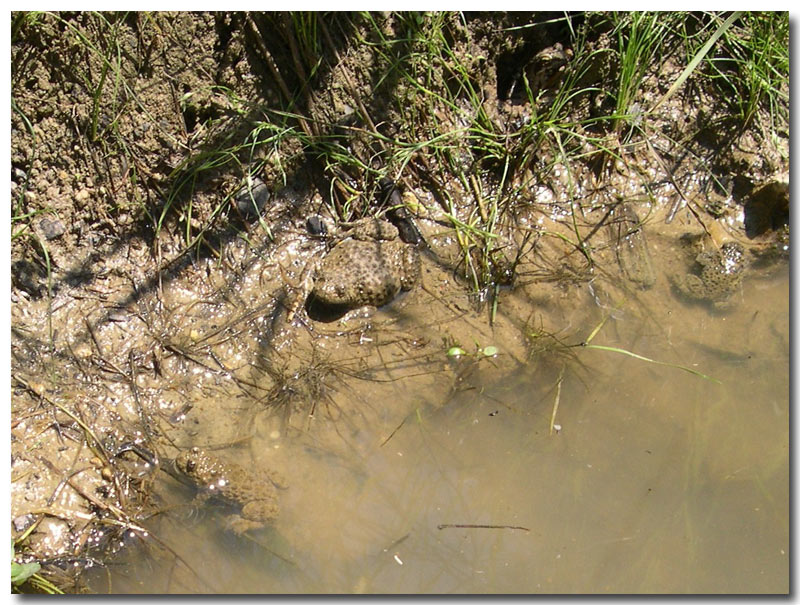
[11,560,41,585]
[447,346,466,358]
[481,345,498,357]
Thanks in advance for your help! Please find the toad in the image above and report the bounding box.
[174,447,286,535]
[289,217,420,320]
[673,242,746,310]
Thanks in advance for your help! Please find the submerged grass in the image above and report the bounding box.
[582,343,721,384]
[581,314,721,384]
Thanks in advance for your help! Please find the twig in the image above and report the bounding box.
[437,523,530,532]
[549,364,564,436]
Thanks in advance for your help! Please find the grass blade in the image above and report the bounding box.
[651,11,742,112]
[583,344,721,384]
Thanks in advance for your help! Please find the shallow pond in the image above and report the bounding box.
[89,260,789,594]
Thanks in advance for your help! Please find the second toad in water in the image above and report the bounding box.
[673,241,746,309]
[174,447,287,535]
[302,217,420,312]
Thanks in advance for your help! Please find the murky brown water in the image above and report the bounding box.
[88,260,789,594]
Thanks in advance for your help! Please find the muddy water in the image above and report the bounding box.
[89,256,788,594]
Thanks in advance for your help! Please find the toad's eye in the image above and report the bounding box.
[186,460,196,472]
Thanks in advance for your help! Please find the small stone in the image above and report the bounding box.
[39,217,66,240]
[235,177,269,219]
[75,189,90,202]
[13,514,35,533]
[306,215,328,236]
[402,190,423,213]
[73,343,92,358]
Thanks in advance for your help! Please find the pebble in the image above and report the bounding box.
[39,217,66,240]
[73,343,92,358]
[235,177,269,218]
[13,514,36,533]
[306,215,328,236]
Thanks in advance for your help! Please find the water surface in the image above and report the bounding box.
[94,264,789,594]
